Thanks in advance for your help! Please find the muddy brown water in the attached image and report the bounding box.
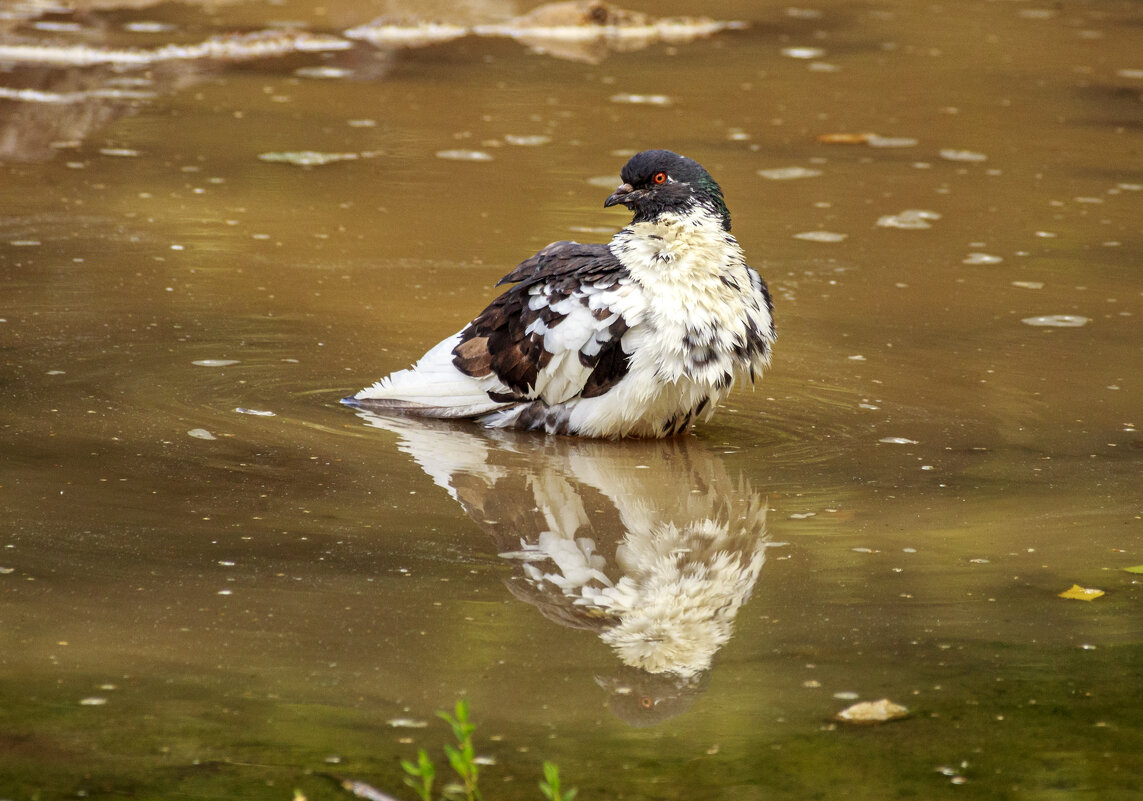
[2,1,1141,799]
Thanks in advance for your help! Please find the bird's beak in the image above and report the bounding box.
[604,182,636,209]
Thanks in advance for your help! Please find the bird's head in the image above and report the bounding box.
[604,149,731,231]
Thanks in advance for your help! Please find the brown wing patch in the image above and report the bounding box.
[453,335,492,376]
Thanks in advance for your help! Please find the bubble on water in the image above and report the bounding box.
[963,252,1002,265]
[1011,281,1044,289]
[758,166,822,180]
[876,209,941,229]
[9,239,40,246]
[1021,315,1090,327]
[192,359,239,367]
[388,718,430,728]
[794,231,847,242]
[939,148,987,162]
[187,428,216,440]
[79,697,108,706]
[1116,69,1143,80]
[435,149,494,161]
[609,93,673,106]
[781,46,826,59]
[99,148,140,157]
[879,437,919,445]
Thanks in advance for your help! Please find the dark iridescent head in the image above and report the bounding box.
[604,149,731,230]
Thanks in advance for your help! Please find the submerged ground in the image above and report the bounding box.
[1,1,1141,799]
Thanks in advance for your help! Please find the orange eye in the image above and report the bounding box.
[652,172,667,184]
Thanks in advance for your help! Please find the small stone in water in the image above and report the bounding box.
[187,428,216,440]
[836,698,909,723]
[1021,315,1089,327]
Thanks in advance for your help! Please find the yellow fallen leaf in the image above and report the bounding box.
[1058,584,1104,601]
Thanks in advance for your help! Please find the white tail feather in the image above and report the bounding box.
[348,332,512,419]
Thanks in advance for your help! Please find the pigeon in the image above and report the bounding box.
[342,149,775,438]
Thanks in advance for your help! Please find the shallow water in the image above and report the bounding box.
[2,0,1142,798]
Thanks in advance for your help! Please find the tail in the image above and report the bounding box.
[342,332,513,419]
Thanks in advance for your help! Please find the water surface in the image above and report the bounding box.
[2,1,1141,799]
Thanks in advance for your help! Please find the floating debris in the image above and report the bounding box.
[610,93,673,105]
[1020,315,1089,327]
[0,29,351,67]
[258,151,362,167]
[879,437,919,445]
[1058,584,1104,601]
[781,46,826,59]
[876,209,941,229]
[866,135,919,148]
[793,231,847,242]
[504,134,552,146]
[474,1,742,42]
[836,698,909,724]
[435,149,494,162]
[344,19,469,47]
[757,166,822,180]
[939,148,988,162]
[294,65,354,79]
[235,407,276,417]
[192,359,240,367]
[817,132,876,144]
[386,717,430,728]
[0,86,156,104]
[963,252,1002,265]
[187,428,216,441]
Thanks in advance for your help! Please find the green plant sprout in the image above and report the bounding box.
[438,699,482,801]
[539,760,577,801]
[387,699,578,801]
[400,747,436,801]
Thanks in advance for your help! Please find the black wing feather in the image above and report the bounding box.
[452,241,632,401]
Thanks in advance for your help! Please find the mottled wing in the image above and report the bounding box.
[452,241,632,405]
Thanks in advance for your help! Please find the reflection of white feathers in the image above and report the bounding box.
[353,411,771,679]
[507,499,767,678]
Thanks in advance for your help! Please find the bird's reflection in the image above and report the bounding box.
[353,412,775,724]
